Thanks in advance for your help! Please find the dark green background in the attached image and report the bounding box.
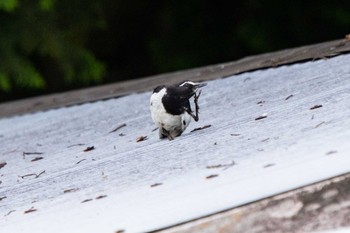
[1,0,349,102]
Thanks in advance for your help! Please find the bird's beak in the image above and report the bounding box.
[194,82,207,88]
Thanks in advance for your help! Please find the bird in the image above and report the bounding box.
[150,81,207,140]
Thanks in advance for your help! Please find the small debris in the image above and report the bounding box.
[257,100,265,105]
[243,77,251,82]
[115,230,125,233]
[261,137,270,142]
[96,195,108,200]
[326,150,338,156]
[4,210,16,216]
[190,124,212,132]
[64,188,79,194]
[257,148,264,152]
[136,136,148,142]
[314,121,325,128]
[255,114,267,121]
[310,104,323,110]
[31,157,43,162]
[285,94,294,100]
[24,207,37,214]
[214,142,217,145]
[0,161,7,169]
[76,159,87,164]
[108,123,127,134]
[81,198,93,203]
[20,170,46,179]
[345,34,350,41]
[150,183,163,188]
[311,114,315,120]
[206,174,219,179]
[23,152,43,159]
[263,163,276,168]
[119,133,125,137]
[152,127,158,132]
[206,161,235,170]
[83,146,95,152]
[230,133,241,136]
[0,196,7,201]
[67,143,85,148]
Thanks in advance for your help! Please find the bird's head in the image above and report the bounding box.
[178,81,207,92]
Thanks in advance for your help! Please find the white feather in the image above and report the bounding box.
[150,88,191,132]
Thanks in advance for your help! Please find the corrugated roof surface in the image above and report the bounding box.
[1,54,350,233]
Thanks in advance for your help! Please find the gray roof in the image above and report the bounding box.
[1,53,350,232]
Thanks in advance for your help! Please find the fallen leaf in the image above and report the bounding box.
[84,146,95,152]
[136,136,148,142]
[0,161,7,169]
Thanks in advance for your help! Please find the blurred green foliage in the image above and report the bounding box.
[0,0,105,100]
[1,0,350,102]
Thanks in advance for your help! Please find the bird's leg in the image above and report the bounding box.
[187,90,201,122]
[159,127,174,140]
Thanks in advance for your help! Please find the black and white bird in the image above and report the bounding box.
[150,81,207,140]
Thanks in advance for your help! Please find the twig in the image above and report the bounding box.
[23,152,43,159]
[24,207,37,214]
[67,143,85,148]
[285,94,294,100]
[76,159,87,164]
[190,124,211,132]
[108,123,127,134]
[310,104,323,110]
[20,170,46,179]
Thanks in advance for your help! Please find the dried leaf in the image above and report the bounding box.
[0,161,7,169]
[136,136,148,142]
[83,146,95,152]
